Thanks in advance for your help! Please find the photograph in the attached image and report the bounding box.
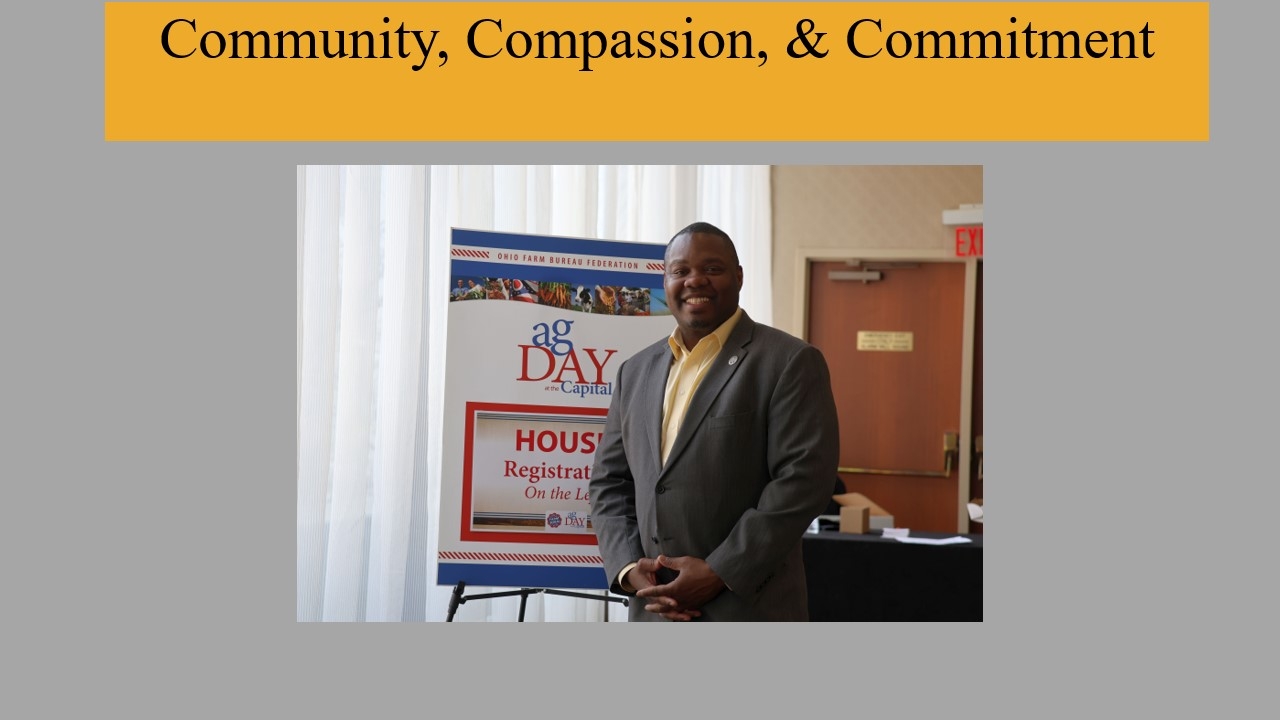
[297,164,984,624]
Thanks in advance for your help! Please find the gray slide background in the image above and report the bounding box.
[5,0,1277,715]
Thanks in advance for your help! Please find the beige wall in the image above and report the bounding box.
[771,165,983,338]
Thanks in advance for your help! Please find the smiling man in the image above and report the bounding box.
[589,221,840,621]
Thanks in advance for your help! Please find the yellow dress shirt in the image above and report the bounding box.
[660,308,744,465]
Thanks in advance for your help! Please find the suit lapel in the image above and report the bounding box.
[659,314,755,476]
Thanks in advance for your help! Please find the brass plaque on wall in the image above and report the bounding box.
[856,331,914,352]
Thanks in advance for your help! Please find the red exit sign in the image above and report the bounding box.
[955,226,983,257]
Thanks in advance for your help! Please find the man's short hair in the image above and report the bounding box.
[667,221,740,265]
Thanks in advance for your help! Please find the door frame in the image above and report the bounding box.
[793,248,981,532]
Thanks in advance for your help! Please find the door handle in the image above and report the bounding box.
[838,432,958,478]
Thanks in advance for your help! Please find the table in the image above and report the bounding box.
[802,529,983,621]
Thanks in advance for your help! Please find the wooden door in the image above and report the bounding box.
[808,261,966,532]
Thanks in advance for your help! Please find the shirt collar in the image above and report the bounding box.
[667,307,744,359]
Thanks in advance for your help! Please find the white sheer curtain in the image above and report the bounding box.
[297,165,772,621]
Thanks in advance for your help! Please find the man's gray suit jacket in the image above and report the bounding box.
[589,312,840,621]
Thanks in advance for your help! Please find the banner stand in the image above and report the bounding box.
[438,229,672,606]
[444,580,628,622]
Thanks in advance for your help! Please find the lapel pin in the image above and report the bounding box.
[728,355,738,365]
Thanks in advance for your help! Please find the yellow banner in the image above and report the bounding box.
[104,2,1209,141]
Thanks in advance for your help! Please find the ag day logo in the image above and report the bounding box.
[516,320,618,399]
[544,511,589,531]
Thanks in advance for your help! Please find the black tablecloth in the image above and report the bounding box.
[802,529,983,621]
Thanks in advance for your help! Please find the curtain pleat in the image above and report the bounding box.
[365,166,426,621]
[321,167,381,621]
[297,166,341,622]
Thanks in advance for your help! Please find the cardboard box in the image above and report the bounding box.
[833,492,895,532]
[839,505,869,533]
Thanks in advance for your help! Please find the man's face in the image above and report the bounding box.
[664,232,743,347]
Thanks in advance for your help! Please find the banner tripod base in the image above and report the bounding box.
[445,580,628,621]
